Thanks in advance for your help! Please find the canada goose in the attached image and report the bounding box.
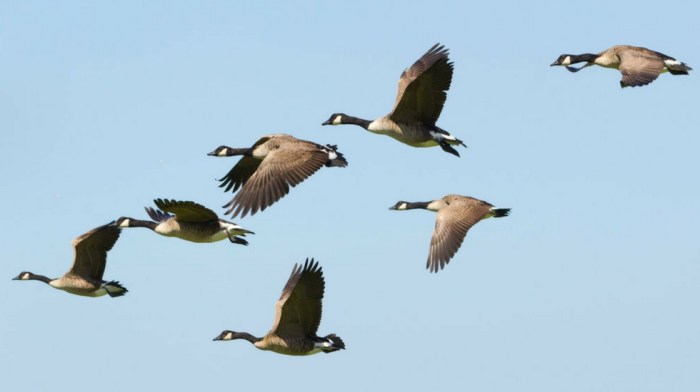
[390,195,510,273]
[115,198,253,245]
[213,258,345,355]
[208,134,348,218]
[322,43,465,157]
[551,45,692,88]
[13,222,127,297]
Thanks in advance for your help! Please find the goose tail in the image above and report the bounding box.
[104,281,128,297]
[664,58,692,75]
[323,144,348,168]
[491,208,511,218]
[321,334,346,353]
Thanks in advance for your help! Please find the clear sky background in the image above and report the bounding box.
[1,1,698,391]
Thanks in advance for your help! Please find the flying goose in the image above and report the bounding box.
[551,45,692,88]
[213,258,345,355]
[208,134,348,218]
[322,43,466,157]
[13,222,127,297]
[390,194,510,273]
[116,198,253,245]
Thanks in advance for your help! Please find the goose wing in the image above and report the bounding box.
[216,136,272,193]
[390,43,453,125]
[153,199,218,223]
[427,201,492,272]
[224,141,328,218]
[618,50,664,87]
[271,259,325,338]
[68,223,121,281]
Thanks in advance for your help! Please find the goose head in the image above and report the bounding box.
[13,271,33,280]
[322,113,347,126]
[207,146,234,157]
[550,54,574,66]
[114,217,132,228]
[213,330,236,341]
[389,201,409,211]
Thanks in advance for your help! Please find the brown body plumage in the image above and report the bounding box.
[116,198,253,245]
[213,258,345,355]
[322,43,466,157]
[13,222,127,297]
[551,45,692,88]
[208,134,348,218]
[391,195,510,273]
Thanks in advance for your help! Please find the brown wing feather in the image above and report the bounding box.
[217,136,272,193]
[618,50,664,87]
[271,259,325,338]
[217,156,262,193]
[427,202,492,272]
[224,143,328,218]
[390,43,453,125]
[69,223,121,281]
[154,199,218,222]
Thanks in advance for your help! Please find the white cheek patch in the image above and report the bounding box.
[664,59,681,66]
[118,219,130,228]
[218,149,229,157]
[327,150,337,160]
[332,116,342,125]
[562,56,572,65]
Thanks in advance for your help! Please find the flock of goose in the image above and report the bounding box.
[13,43,691,356]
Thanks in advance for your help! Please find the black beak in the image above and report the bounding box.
[12,276,20,280]
[550,61,559,67]
[213,336,222,341]
[207,150,217,156]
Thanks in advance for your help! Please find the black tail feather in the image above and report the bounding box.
[323,144,348,168]
[104,281,128,297]
[321,334,345,353]
[665,59,691,74]
[492,208,511,218]
[668,68,690,75]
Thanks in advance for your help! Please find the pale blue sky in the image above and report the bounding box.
[2,1,699,391]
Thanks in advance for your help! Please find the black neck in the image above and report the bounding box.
[233,332,262,344]
[225,148,253,157]
[404,201,431,210]
[343,115,372,130]
[123,218,158,230]
[571,53,598,64]
[28,273,53,284]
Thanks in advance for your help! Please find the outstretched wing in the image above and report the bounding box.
[427,202,492,272]
[271,259,325,338]
[390,43,454,125]
[618,50,664,87]
[69,222,121,281]
[216,136,271,193]
[153,199,218,223]
[224,142,328,218]
[217,157,263,193]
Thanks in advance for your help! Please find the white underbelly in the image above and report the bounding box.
[367,118,435,147]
